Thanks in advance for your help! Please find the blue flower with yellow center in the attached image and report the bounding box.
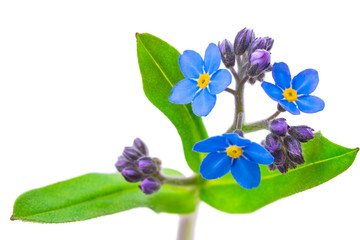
[168,43,232,117]
[261,62,325,115]
[193,133,274,189]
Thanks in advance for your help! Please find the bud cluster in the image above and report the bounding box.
[218,28,273,83]
[115,138,162,194]
[262,118,314,174]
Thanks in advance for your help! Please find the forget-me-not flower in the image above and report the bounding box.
[193,133,274,189]
[261,62,325,115]
[169,43,232,117]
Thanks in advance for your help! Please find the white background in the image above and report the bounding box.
[1,0,360,239]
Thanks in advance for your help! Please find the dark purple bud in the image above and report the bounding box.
[264,37,274,51]
[283,135,302,156]
[288,126,314,142]
[250,49,271,70]
[115,156,132,172]
[138,156,158,174]
[121,167,142,183]
[250,37,274,52]
[270,118,289,136]
[287,152,305,165]
[263,133,281,153]
[287,160,298,169]
[234,28,255,55]
[277,164,288,174]
[250,37,267,52]
[273,149,286,166]
[122,146,143,161]
[218,39,235,68]
[139,177,161,195]
[133,138,149,155]
[268,163,276,171]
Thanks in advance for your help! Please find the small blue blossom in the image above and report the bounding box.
[193,133,274,189]
[261,62,325,115]
[169,43,232,117]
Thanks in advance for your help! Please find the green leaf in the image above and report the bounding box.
[11,169,198,223]
[200,133,358,213]
[136,33,208,172]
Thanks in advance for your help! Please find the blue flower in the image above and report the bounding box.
[168,43,232,117]
[261,62,325,115]
[193,133,274,189]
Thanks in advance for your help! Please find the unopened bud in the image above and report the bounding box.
[263,133,281,153]
[248,49,271,76]
[138,156,158,174]
[123,146,143,161]
[273,149,286,166]
[264,37,274,51]
[218,39,235,68]
[234,28,255,55]
[121,167,142,183]
[269,118,288,136]
[133,138,149,155]
[115,156,132,172]
[139,177,161,195]
[250,37,274,52]
[284,136,304,165]
[288,126,314,143]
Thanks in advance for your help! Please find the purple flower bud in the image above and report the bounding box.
[139,177,161,195]
[268,163,276,171]
[263,133,281,153]
[288,126,314,142]
[121,167,142,183]
[250,37,274,52]
[233,129,244,137]
[218,39,235,68]
[273,149,286,166]
[284,135,302,156]
[122,146,143,161]
[133,138,149,155]
[115,156,132,172]
[138,156,158,174]
[277,164,288,174]
[264,37,274,51]
[250,49,271,70]
[270,118,289,136]
[250,38,266,52]
[234,28,255,55]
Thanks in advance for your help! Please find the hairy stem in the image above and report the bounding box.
[160,174,202,186]
[177,208,198,240]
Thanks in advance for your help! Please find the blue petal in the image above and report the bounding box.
[272,62,291,90]
[179,50,204,79]
[168,79,199,104]
[296,95,325,113]
[204,43,221,75]
[199,152,232,180]
[193,136,229,153]
[243,142,274,165]
[231,157,261,189]
[192,89,216,117]
[279,99,300,115]
[222,133,251,147]
[208,69,232,95]
[261,81,284,101]
[292,69,319,95]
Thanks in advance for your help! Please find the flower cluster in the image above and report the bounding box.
[115,138,162,194]
[262,118,314,173]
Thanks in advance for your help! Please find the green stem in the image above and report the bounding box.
[160,174,202,186]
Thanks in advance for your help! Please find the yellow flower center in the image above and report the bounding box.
[283,88,298,102]
[226,145,243,158]
[197,73,210,89]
